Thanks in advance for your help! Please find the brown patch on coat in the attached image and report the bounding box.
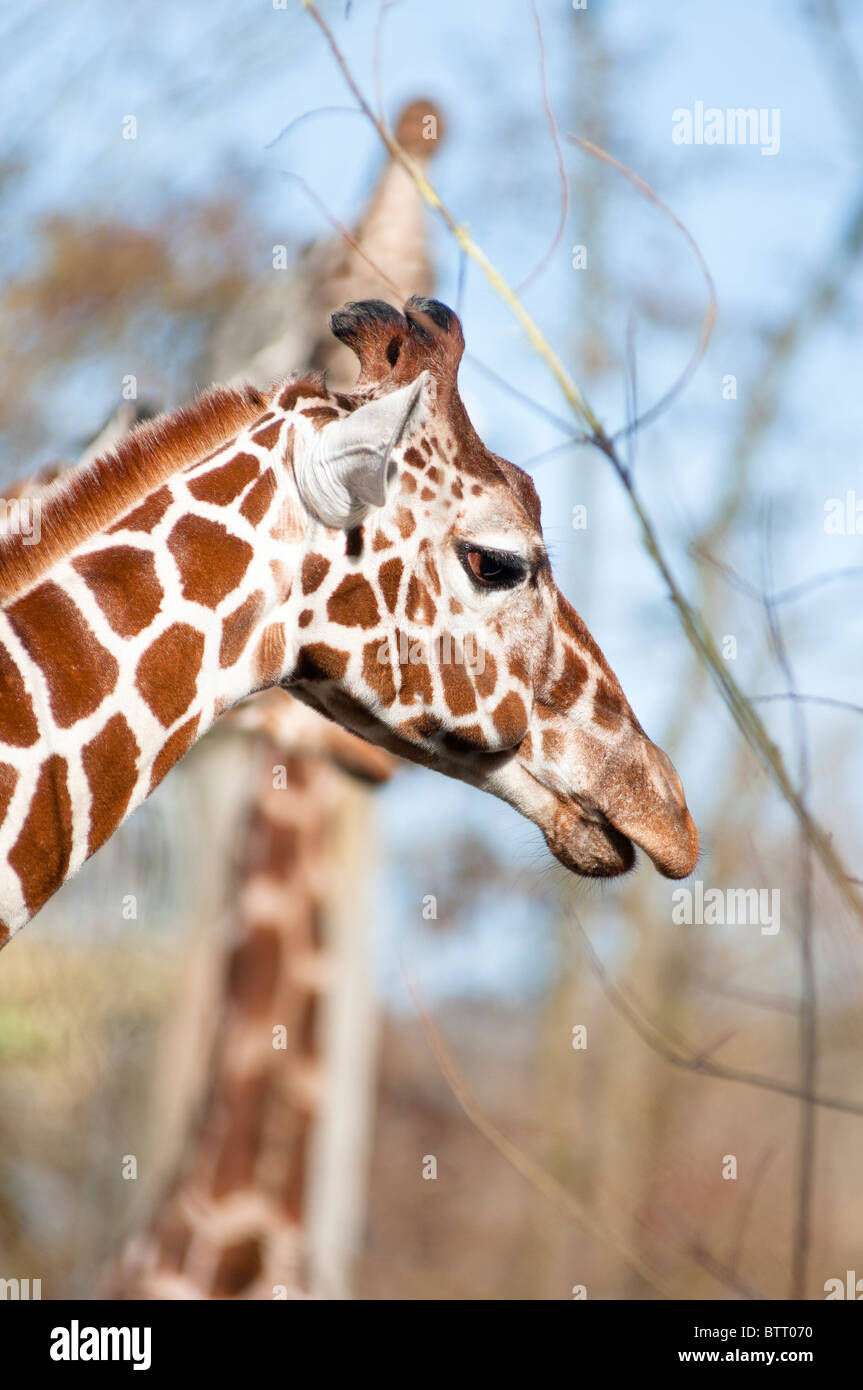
[541,727,564,760]
[301,553,330,595]
[440,651,477,716]
[594,677,625,730]
[107,486,172,535]
[404,445,426,472]
[292,643,349,682]
[508,650,530,685]
[209,1073,268,1195]
[0,642,39,746]
[227,926,282,1014]
[281,1114,312,1219]
[220,590,265,668]
[82,714,140,854]
[245,817,301,876]
[135,623,205,726]
[378,556,403,613]
[372,530,393,552]
[362,638,397,706]
[187,452,259,506]
[548,644,589,711]
[239,469,277,526]
[406,574,436,625]
[167,515,252,608]
[395,507,416,539]
[492,691,528,745]
[398,651,433,706]
[418,538,441,595]
[251,420,283,449]
[269,557,292,601]
[149,713,201,791]
[6,583,120,729]
[72,545,164,638]
[268,500,303,545]
[474,650,497,700]
[327,574,380,628]
[253,623,286,685]
[9,755,74,914]
[211,1073,268,1196]
[0,762,18,825]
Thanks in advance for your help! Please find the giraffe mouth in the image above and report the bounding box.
[541,783,698,880]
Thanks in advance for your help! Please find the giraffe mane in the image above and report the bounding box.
[0,381,272,602]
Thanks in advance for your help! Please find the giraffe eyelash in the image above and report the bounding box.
[455,541,529,590]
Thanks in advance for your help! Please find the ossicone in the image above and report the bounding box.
[330,296,464,395]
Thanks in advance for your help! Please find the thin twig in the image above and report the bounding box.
[399,958,677,1297]
[569,911,861,1118]
[514,0,570,295]
[753,692,863,720]
[762,512,817,1302]
[729,1143,777,1279]
[567,134,717,442]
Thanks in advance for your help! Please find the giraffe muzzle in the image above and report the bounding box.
[585,738,699,880]
[537,734,699,880]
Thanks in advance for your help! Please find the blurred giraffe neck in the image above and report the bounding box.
[110,742,333,1299]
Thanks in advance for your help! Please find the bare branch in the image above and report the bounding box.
[569,911,862,1118]
[514,0,570,295]
[567,134,717,441]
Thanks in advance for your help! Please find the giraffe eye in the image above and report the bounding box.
[458,543,527,590]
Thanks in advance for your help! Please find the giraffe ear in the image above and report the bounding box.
[293,372,428,529]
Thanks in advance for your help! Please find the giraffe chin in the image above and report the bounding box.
[544,811,636,879]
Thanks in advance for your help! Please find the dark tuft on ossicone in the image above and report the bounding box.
[330,300,404,347]
[404,297,459,337]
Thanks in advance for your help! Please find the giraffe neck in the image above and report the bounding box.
[109,742,330,1300]
[0,389,318,940]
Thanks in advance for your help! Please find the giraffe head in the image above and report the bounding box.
[286,297,698,880]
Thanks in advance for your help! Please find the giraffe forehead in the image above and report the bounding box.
[397,443,544,543]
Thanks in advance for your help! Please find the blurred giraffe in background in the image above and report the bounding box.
[108,697,391,1299]
[104,100,444,1299]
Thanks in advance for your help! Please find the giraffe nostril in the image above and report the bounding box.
[651,744,687,810]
